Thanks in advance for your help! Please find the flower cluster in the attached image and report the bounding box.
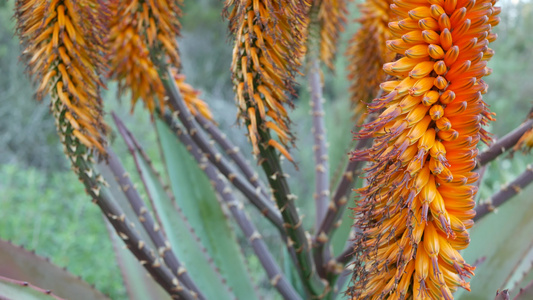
[15,0,108,154]
[225,0,310,161]
[317,0,348,70]
[107,0,182,113]
[350,0,500,298]
[346,0,396,123]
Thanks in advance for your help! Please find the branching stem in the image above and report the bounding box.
[477,119,533,168]
[474,165,533,222]
[105,149,205,299]
[78,158,197,299]
[309,59,330,231]
[159,70,284,232]
[194,113,271,200]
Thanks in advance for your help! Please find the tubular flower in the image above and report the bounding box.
[107,0,182,113]
[349,0,500,298]
[15,0,108,155]
[172,71,215,123]
[317,0,349,70]
[225,0,310,161]
[345,0,396,124]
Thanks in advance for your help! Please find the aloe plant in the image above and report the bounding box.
[3,0,533,299]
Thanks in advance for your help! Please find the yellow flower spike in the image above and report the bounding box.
[347,0,395,121]
[350,0,498,296]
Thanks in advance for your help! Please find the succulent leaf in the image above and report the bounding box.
[0,275,65,300]
[0,240,109,300]
[155,118,259,300]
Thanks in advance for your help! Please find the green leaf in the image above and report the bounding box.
[153,118,258,300]
[105,221,171,300]
[514,270,533,298]
[0,240,109,300]
[0,276,65,300]
[514,282,533,300]
[456,184,533,299]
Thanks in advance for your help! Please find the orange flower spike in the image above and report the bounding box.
[226,0,307,161]
[350,0,499,297]
[346,0,396,123]
[317,0,349,70]
[15,0,108,155]
[107,0,183,114]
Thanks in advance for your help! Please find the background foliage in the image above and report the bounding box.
[0,0,532,299]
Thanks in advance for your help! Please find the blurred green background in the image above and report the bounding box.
[0,0,532,299]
